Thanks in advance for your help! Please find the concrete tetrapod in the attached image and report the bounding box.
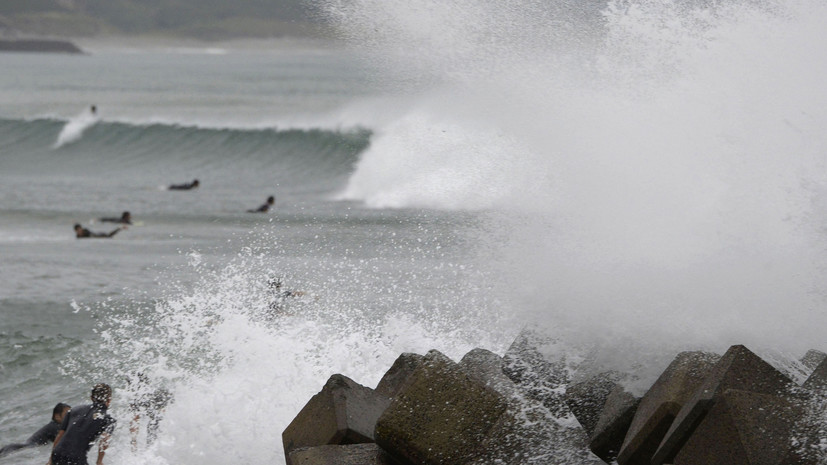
[616,351,720,465]
[374,350,508,465]
[651,345,796,465]
[282,374,391,465]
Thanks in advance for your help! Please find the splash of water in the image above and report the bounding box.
[320,0,827,369]
[73,227,515,464]
[53,108,99,148]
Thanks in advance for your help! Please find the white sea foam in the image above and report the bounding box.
[85,232,516,464]
[53,108,100,148]
[322,0,827,362]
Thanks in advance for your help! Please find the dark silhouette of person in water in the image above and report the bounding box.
[0,403,71,458]
[267,277,307,315]
[126,373,174,451]
[248,195,275,213]
[99,211,132,225]
[74,224,124,239]
[168,179,199,191]
[49,384,115,465]
[90,105,97,115]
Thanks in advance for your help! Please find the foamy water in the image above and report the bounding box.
[321,0,827,359]
[53,109,99,148]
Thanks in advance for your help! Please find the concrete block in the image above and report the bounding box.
[459,348,521,400]
[673,389,806,465]
[375,350,508,465]
[589,384,640,463]
[616,350,720,465]
[461,348,602,464]
[802,357,827,393]
[564,371,624,437]
[282,374,391,464]
[375,353,424,398]
[652,345,796,465]
[474,406,603,465]
[502,330,571,417]
[288,443,401,465]
[792,363,827,464]
[800,350,826,372]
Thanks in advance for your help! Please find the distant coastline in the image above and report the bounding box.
[0,39,83,54]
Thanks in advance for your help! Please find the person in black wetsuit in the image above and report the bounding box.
[125,373,173,451]
[74,224,123,239]
[0,403,70,457]
[98,211,131,225]
[247,195,275,213]
[168,179,199,190]
[49,384,115,465]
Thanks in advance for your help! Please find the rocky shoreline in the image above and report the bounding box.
[282,332,827,464]
[0,39,83,54]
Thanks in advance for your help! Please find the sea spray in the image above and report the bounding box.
[319,0,827,382]
[53,109,98,149]
[68,223,517,464]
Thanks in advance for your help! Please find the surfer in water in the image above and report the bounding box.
[126,373,173,451]
[74,224,124,239]
[0,403,71,458]
[99,211,132,225]
[267,277,307,315]
[168,179,199,191]
[49,384,115,465]
[247,195,275,213]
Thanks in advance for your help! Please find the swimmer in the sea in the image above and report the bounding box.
[0,403,70,458]
[49,384,115,465]
[168,179,199,190]
[247,195,275,213]
[99,211,132,225]
[267,277,307,315]
[74,224,124,239]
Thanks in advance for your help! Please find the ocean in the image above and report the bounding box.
[2,0,827,463]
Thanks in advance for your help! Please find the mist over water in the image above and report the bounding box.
[321,0,827,364]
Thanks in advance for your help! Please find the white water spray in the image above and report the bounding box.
[321,0,827,368]
[53,107,99,148]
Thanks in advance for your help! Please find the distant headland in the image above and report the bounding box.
[0,39,83,54]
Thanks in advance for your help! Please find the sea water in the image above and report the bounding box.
[2,0,827,463]
[0,39,517,464]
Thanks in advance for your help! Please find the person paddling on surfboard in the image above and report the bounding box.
[99,211,132,225]
[247,195,275,213]
[168,179,199,191]
[74,224,125,239]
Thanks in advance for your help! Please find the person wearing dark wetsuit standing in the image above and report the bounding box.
[247,195,275,213]
[99,211,132,225]
[0,403,70,457]
[49,384,115,465]
[74,224,123,239]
